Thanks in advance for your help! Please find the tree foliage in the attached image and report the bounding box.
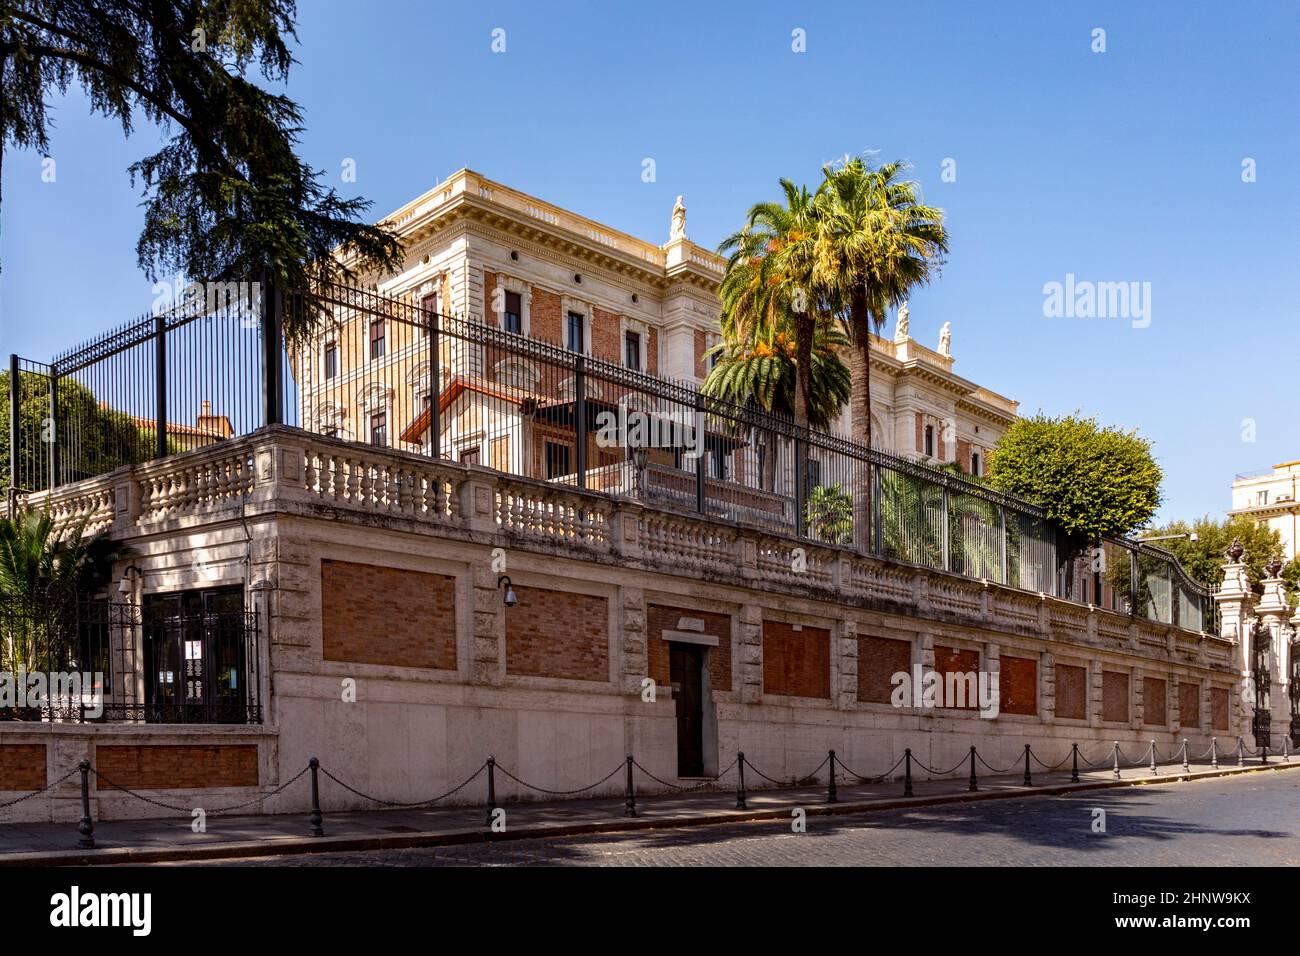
[1136,515,1298,598]
[986,413,1162,553]
[0,1,403,337]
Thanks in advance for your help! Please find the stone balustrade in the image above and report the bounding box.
[17,426,1231,670]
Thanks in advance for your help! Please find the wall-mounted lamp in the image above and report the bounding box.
[117,565,142,597]
[497,575,518,608]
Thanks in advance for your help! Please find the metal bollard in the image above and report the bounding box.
[1070,743,1080,783]
[967,746,978,792]
[1262,742,1269,764]
[308,757,324,838]
[77,759,95,849]
[736,751,748,810]
[1113,741,1120,780]
[903,748,914,797]
[1210,736,1218,769]
[826,750,838,804]
[1149,740,1157,775]
[624,754,637,818]
[1181,739,1189,774]
[1284,738,1290,763]
[1022,744,1032,787]
[485,756,498,827]
[1237,738,1244,768]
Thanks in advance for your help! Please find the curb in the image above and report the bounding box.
[6,759,1296,867]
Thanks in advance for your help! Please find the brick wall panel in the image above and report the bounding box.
[1056,664,1087,720]
[0,744,46,791]
[530,287,562,344]
[322,560,457,670]
[506,587,609,682]
[1178,681,1201,727]
[1102,671,1130,723]
[1001,656,1038,716]
[1143,677,1167,726]
[96,745,258,790]
[934,645,981,710]
[762,621,830,699]
[1211,687,1229,730]
[857,635,911,703]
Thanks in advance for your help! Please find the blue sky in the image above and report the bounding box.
[2,0,1296,522]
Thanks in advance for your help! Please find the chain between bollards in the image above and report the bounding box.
[903,748,914,797]
[308,757,324,837]
[1070,742,1079,783]
[967,746,978,792]
[624,754,637,818]
[826,750,838,804]
[77,759,95,849]
[485,756,498,827]
[736,751,747,810]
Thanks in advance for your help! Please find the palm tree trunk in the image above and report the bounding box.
[849,291,873,552]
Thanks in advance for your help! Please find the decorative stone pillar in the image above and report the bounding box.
[836,619,858,709]
[470,568,503,684]
[738,604,763,704]
[1257,557,1291,747]
[621,587,649,696]
[1214,540,1254,736]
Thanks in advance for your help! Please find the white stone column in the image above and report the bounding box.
[1214,543,1254,737]
[1257,559,1292,747]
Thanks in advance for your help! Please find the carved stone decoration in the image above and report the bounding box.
[938,321,952,357]
[894,300,910,340]
[1266,554,1284,579]
[1226,538,1245,563]
[670,195,686,240]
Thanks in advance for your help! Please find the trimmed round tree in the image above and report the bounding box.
[986,414,1163,586]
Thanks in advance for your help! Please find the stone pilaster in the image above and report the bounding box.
[836,619,858,709]
[1257,567,1292,745]
[471,567,503,684]
[1041,651,1056,723]
[621,587,648,696]
[1215,550,1254,735]
[1089,660,1103,728]
[738,604,763,704]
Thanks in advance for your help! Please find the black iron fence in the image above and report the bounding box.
[6,279,1214,631]
[0,598,261,725]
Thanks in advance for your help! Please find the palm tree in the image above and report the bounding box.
[0,509,119,673]
[811,157,949,547]
[703,321,851,491]
[717,179,827,429]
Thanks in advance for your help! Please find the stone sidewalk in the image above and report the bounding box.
[1,757,1294,865]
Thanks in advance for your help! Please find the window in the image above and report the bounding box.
[1257,490,1269,506]
[503,291,522,335]
[711,450,732,480]
[971,452,981,477]
[369,319,386,359]
[323,342,338,380]
[924,424,934,458]
[545,441,571,479]
[566,311,585,353]
[460,446,481,466]
[624,331,642,371]
[370,411,387,446]
[805,457,821,491]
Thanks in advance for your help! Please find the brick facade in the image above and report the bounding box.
[1056,664,1087,720]
[646,605,731,691]
[857,635,912,703]
[530,287,562,344]
[321,560,457,670]
[1144,677,1167,726]
[0,744,46,791]
[1000,655,1038,716]
[1178,681,1200,727]
[506,586,609,681]
[96,745,259,790]
[762,621,830,699]
[1211,686,1230,730]
[1102,671,1130,723]
[934,645,980,709]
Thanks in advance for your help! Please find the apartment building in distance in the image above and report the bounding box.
[289,169,1018,483]
[1229,460,1300,562]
